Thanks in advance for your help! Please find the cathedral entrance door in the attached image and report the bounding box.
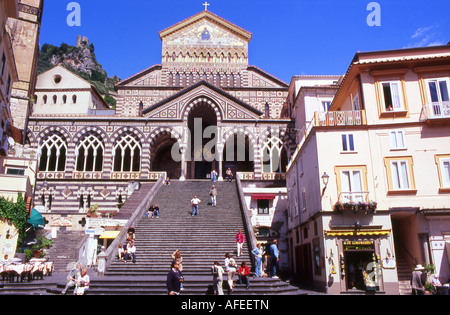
[187,98,218,179]
[195,161,212,179]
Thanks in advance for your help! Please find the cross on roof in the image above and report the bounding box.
[203,1,210,11]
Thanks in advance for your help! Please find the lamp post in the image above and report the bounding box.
[321,172,330,197]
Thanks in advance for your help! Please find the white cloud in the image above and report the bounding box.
[404,25,445,48]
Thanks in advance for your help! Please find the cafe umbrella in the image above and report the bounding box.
[27,209,46,229]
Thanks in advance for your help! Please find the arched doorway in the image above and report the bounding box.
[186,99,218,179]
[222,133,254,178]
[150,132,181,179]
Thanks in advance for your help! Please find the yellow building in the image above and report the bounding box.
[286,44,450,294]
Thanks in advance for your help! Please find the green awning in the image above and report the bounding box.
[27,209,45,228]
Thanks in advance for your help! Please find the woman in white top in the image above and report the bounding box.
[74,268,90,295]
[224,253,237,292]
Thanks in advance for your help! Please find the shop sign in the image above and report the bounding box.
[343,240,374,250]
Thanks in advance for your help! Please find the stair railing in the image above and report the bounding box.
[236,172,257,268]
[99,173,167,275]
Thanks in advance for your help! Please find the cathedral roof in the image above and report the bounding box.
[158,10,252,42]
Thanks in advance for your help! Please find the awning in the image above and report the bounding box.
[27,209,46,229]
[251,194,276,200]
[99,231,120,239]
[356,230,390,236]
[325,230,355,237]
[325,229,390,237]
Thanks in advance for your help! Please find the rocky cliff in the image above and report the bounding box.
[37,38,120,107]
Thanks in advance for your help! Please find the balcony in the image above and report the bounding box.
[420,101,450,124]
[315,110,367,127]
[333,191,377,214]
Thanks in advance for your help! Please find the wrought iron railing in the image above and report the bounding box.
[420,101,450,121]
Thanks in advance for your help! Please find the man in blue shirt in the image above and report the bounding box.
[269,239,279,278]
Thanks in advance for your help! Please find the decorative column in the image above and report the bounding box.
[217,143,224,181]
[179,145,186,181]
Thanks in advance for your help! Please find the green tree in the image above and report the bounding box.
[0,194,28,250]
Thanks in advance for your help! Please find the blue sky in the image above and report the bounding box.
[39,0,450,84]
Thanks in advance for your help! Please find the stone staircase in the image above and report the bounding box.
[396,256,413,295]
[52,180,303,295]
[106,180,252,277]
[1,180,304,295]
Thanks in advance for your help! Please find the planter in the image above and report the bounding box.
[333,201,377,213]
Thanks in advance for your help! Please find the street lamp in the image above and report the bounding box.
[321,172,330,186]
[321,172,330,197]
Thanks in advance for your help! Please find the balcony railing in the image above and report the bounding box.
[420,101,450,121]
[315,110,366,127]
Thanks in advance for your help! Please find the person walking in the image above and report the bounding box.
[235,229,245,257]
[191,195,201,216]
[167,260,183,295]
[251,243,265,277]
[61,262,82,295]
[224,253,237,293]
[211,261,225,295]
[226,168,233,182]
[171,250,184,291]
[411,264,426,295]
[269,239,279,278]
[211,169,218,182]
[209,185,217,207]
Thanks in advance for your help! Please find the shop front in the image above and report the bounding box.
[324,227,398,294]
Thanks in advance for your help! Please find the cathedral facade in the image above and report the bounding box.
[27,10,295,228]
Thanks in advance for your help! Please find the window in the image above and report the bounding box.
[390,130,406,150]
[335,166,368,202]
[75,133,104,172]
[321,101,331,113]
[391,161,410,189]
[341,134,355,152]
[435,155,450,190]
[381,81,404,111]
[0,53,5,77]
[341,170,363,202]
[39,133,67,172]
[113,133,141,172]
[301,187,307,211]
[262,136,288,173]
[257,199,269,215]
[426,78,450,104]
[6,168,25,175]
[352,92,360,111]
[264,103,270,118]
[425,78,450,116]
[384,157,416,192]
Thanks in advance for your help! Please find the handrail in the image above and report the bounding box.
[101,173,167,274]
[235,172,257,268]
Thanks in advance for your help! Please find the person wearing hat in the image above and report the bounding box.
[411,264,426,295]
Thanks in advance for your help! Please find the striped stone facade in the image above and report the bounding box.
[27,10,295,230]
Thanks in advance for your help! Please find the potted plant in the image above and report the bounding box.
[333,201,343,212]
[357,201,369,212]
[87,204,99,217]
[343,201,356,212]
[368,201,377,213]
